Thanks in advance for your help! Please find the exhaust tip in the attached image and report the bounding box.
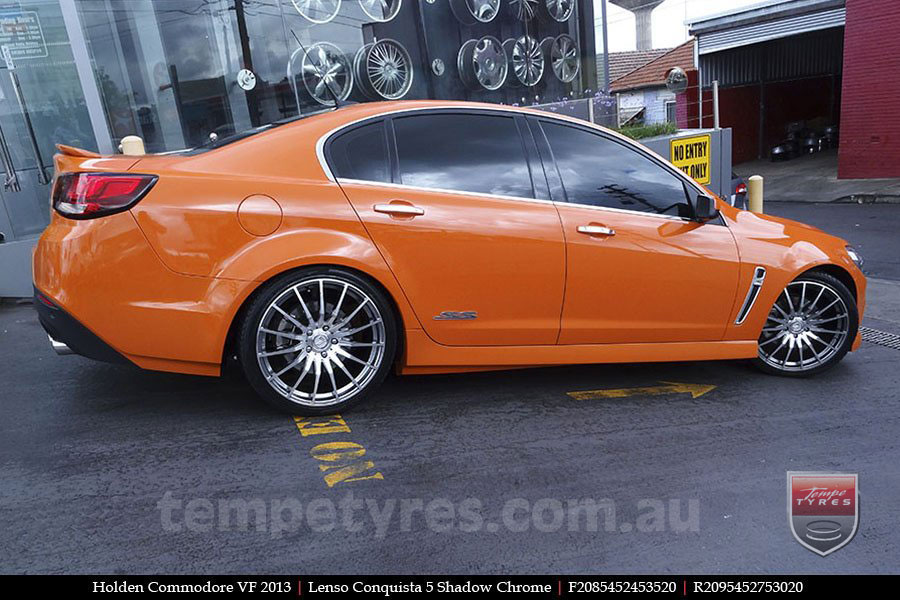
[48,334,73,356]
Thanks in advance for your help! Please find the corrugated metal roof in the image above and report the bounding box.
[696,6,845,54]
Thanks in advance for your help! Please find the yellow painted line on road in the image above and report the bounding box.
[293,414,384,488]
[567,381,716,400]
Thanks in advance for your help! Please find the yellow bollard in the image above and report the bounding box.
[120,135,145,156]
[748,175,764,214]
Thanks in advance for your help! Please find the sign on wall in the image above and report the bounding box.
[0,10,47,61]
[670,134,711,185]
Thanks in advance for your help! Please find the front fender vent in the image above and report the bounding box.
[735,266,766,325]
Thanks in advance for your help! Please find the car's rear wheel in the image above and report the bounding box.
[238,267,396,414]
[754,271,857,376]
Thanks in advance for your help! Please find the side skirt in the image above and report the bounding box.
[400,330,758,375]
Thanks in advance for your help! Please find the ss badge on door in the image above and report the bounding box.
[787,472,858,556]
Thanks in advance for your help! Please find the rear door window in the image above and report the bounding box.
[393,113,534,199]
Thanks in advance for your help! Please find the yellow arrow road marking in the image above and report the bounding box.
[567,381,717,400]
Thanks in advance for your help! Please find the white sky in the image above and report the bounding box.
[595,0,767,52]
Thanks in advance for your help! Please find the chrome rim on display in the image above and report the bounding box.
[757,280,851,372]
[544,0,573,22]
[458,36,508,91]
[359,0,402,22]
[300,42,353,105]
[354,39,414,100]
[255,278,387,407]
[507,35,544,86]
[510,0,538,21]
[450,0,501,24]
[550,34,579,83]
[291,0,341,24]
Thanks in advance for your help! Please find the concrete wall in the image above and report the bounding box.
[839,0,900,178]
[641,128,733,201]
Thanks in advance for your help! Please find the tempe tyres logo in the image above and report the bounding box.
[787,472,858,556]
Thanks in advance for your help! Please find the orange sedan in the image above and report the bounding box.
[33,100,866,414]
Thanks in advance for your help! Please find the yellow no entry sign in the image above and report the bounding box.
[670,134,711,184]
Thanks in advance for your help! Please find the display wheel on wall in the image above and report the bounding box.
[291,0,341,24]
[354,39,414,100]
[298,42,354,105]
[359,0,402,22]
[549,34,579,83]
[543,0,574,22]
[509,0,539,21]
[458,36,508,91]
[505,35,544,87]
[450,0,501,24]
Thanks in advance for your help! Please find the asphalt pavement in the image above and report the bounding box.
[2,202,899,575]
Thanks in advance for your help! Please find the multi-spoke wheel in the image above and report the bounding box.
[354,39,413,100]
[505,35,544,87]
[755,272,857,376]
[239,268,396,414]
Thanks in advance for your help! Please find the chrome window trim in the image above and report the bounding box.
[317,105,707,225]
[735,266,767,325]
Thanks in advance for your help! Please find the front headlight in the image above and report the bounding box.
[845,245,864,268]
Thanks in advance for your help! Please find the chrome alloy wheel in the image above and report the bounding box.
[458,36,508,90]
[255,278,386,407]
[451,0,501,24]
[510,0,538,21]
[758,280,851,372]
[360,0,402,22]
[545,0,573,22]
[355,39,413,100]
[509,35,544,86]
[550,34,579,83]
[301,42,353,105]
[291,0,341,24]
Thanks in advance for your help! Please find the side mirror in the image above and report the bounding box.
[694,194,718,222]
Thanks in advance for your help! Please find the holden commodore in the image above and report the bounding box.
[33,101,866,414]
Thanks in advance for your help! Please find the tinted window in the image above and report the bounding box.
[329,121,390,183]
[394,114,533,198]
[542,122,692,218]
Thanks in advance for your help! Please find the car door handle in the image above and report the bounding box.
[373,203,425,217]
[577,225,615,236]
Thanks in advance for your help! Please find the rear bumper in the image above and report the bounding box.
[34,287,130,365]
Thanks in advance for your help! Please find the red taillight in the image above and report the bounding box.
[52,173,157,219]
[735,182,747,196]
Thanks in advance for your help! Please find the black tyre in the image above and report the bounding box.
[754,271,858,377]
[238,267,397,414]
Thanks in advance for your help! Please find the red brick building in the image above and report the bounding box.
[838,0,900,178]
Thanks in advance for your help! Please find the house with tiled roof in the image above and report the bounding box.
[596,48,670,87]
[609,40,695,126]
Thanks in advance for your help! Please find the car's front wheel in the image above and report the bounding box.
[238,267,397,414]
[754,271,858,376]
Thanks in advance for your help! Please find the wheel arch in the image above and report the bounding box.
[220,261,410,369]
[797,263,858,301]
